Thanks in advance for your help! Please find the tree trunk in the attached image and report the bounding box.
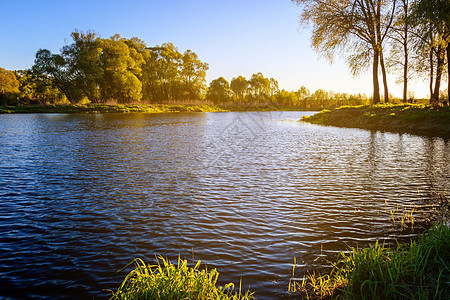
[373,46,381,105]
[403,52,408,102]
[380,48,389,103]
[447,43,450,103]
[403,0,408,103]
[430,48,434,103]
[373,0,382,105]
[432,44,446,106]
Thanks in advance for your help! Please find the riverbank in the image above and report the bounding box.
[0,104,226,114]
[290,223,450,299]
[0,103,318,114]
[290,192,449,299]
[301,104,450,138]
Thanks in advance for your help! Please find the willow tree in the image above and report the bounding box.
[411,0,450,104]
[293,0,397,104]
[61,30,103,103]
[33,49,83,103]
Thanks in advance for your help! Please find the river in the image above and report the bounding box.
[0,111,448,299]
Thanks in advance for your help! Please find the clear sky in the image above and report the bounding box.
[0,0,431,98]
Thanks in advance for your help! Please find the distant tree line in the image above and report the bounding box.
[293,0,449,106]
[0,63,399,109]
[0,31,209,105]
[205,73,372,108]
[0,28,373,109]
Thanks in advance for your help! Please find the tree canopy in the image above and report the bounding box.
[31,31,209,104]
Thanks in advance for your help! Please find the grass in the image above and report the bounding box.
[301,104,450,137]
[289,190,450,300]
[0,103,316,114]
[289,191,450,299]
[289,223,450,299]
[109,256,255,300]
[0,104,227,114]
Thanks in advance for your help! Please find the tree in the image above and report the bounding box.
[293,0,397,104]
[207,77,231,104]
[180,50,209,99]
[61,30,103,103]
[387,0,413,103]
[411,0,450,104]
[275,89,298,106]
[98,34,142,103]
[0,67,19,94]
[142,43,183,102]
[33,49,83,103]
[311,89,329,108]
[0,67,19,105]
[269,78,280,101]
[15,69,67,104]
[230,76,248,103]
[248,72,270,102]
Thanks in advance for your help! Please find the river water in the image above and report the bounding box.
[0,111,449,299]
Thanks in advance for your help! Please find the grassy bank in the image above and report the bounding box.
[0,103,320,114]
[290,192,449,299]
[0,104,227,114]
[109,256,254,300]
[301,104,450,137]
[290,223,450,299]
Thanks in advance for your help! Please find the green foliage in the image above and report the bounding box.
[14,69,67,104]
[61,30,103,102]
[0,67,19,94]
[290,224,450,299]
[30,31,209,104]
[230,76,248,104]
[180,50,209,99]
[248,72,271,102]
[32,48,84,103]
[0,67,19,105]
[142,43,208,102]
[99,34,142,103]
[207,77,231,104]
[110,256,255,300]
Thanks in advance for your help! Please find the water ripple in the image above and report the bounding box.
[0,112,448,299]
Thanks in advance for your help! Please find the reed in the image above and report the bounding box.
[388,205,416,232]
[290,224,450,299]
[109,256,255,300]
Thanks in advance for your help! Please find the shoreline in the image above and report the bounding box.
[0,104,320,114]
[301,104,450,138]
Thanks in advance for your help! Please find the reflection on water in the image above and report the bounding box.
[0,112,448,299]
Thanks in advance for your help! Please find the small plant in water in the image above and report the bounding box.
[110,256,255,300]
[288,256,346,299]
[386,202,417,233]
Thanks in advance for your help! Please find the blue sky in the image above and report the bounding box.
[0,0,430,97]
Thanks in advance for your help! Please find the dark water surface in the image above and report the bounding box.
[0,111,449,299]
